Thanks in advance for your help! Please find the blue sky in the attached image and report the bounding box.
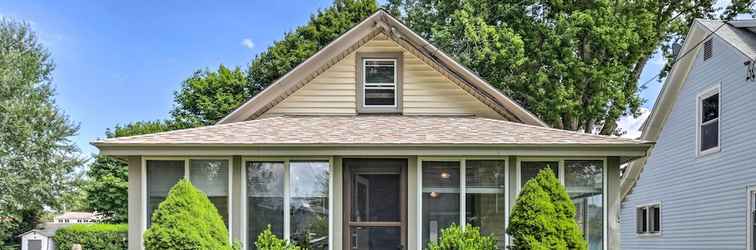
[2,1,666,158]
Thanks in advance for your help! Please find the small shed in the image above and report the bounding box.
[19,223,71,250]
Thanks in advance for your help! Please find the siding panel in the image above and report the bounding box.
[264,34,503,119]
[620,35,756,249]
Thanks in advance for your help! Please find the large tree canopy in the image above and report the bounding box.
[387,0,753,134]
[0,18,81,243]
[171,0,377,126]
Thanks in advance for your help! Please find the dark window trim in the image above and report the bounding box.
[356,52,403,113]
[636,203,661,236]
[697,85,721,156]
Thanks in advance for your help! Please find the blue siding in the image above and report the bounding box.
[621,35,756,249]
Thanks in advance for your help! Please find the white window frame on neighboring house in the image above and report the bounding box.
[516,157,608,250]
[416,157,509,250]
[141,157,234,244]
[241,157,334,250]
[635,202,662,237]
[696,84,721,157]
[747,186,756,249]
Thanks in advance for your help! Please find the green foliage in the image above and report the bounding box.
[87,120,182,223]
[0,17,82,244]
[507,168,586,250]
[144,180,232,250]
[53,224,128,250]
[172,65,249,126]
[170,0,377,125]
[255,226,300,250]
[387,0,754,135]
[426,224,497,250]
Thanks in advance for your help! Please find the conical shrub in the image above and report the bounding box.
[507,168,587,250]
[144,179,232,250]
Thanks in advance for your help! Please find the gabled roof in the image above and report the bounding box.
[217,9,546,127]
[621,19,756,199]
[95,115,649,147]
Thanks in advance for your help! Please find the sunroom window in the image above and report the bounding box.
[698,87,720,154]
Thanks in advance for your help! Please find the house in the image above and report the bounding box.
[52,212,99,224]
[93,10,651,250]
[620,19,756,249]
[19,223,71,250]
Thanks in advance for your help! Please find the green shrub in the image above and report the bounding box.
[255,225,300,250]
[507,168,587,250]
[426,224,496,250]
[53,223,127,250]
[143,179,232,250]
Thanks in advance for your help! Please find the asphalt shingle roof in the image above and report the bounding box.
[94,116,649,146]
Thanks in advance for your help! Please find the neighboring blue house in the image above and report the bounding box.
[620,19,756,249]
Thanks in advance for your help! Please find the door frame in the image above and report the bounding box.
[342,158,408,249]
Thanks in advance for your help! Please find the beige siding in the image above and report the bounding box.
[264,34,503,119]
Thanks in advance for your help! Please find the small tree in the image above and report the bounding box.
[507,168,587,250]
[255,225,300,250]
[426,224,496,250]
[144,180,232,250]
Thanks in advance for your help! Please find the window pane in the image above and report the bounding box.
[520,161,559,188]
[146,160,184,227]
[351,173,400,222]
[637,207,647,233]
[465,160,506,249]
[651,206,661,233]
[290,161,330,250]
[350,227,401,250]
[701,93,719,123]
[364,60,395,83]
[565,160,603,250]
[246,162,285,249]
[364,89,395,106]
[422,161,460,246]
[190,160,229,227]
[701,120,719,151]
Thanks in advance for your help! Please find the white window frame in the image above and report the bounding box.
[241,157,334,250]
[416,157,509,250]
[635,202,662,237]
[141,157,234,243]
[747,185,756,249]
[362,58,398,108]
[696,84,721,157]
[516,157,608,250]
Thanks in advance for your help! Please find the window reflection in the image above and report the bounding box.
[465,160,506,249]
[290,161,330,250]
[565,160,604,250]
[190,160,229,226]
[246,162,285,249]
[422,161,460,247]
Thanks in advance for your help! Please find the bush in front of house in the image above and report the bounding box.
[255,225,300,250]
[143,179,233,250]
[53,223,127,250]
[426,224,497,250]
[507,168,587,250]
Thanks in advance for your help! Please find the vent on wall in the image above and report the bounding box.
[704,39,713,61]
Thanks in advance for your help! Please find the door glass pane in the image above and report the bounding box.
[565,160,603,250]
[350,227,401,250]
[520,161,559,187]
[190,159,229,227]
[422,161,460,246]
[465,160,506,249]
[290,161,330,250]
[352,173,400,222]
[246,162,285,249]
[146,160,184,227]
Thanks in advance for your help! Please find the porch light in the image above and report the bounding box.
[429,192,439,198]
[440,172,450,179]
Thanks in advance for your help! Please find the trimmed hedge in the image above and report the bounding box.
[53,223,127,250]
[144,179,233,250]
[507,168,587,250]
[426,224,497,250]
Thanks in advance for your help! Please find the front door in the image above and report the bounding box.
[344,159,407,250]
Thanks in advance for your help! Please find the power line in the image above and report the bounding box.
[638,21,729,89]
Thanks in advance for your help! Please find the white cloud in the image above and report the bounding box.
[616,107,651,139]
[241,38,255,49]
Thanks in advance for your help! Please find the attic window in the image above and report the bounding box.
[703,39,713,61]
[357,52,403,113]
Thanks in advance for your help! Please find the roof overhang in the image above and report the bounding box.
[217,10,546,127]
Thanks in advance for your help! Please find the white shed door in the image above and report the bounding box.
[27,239,42,250]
